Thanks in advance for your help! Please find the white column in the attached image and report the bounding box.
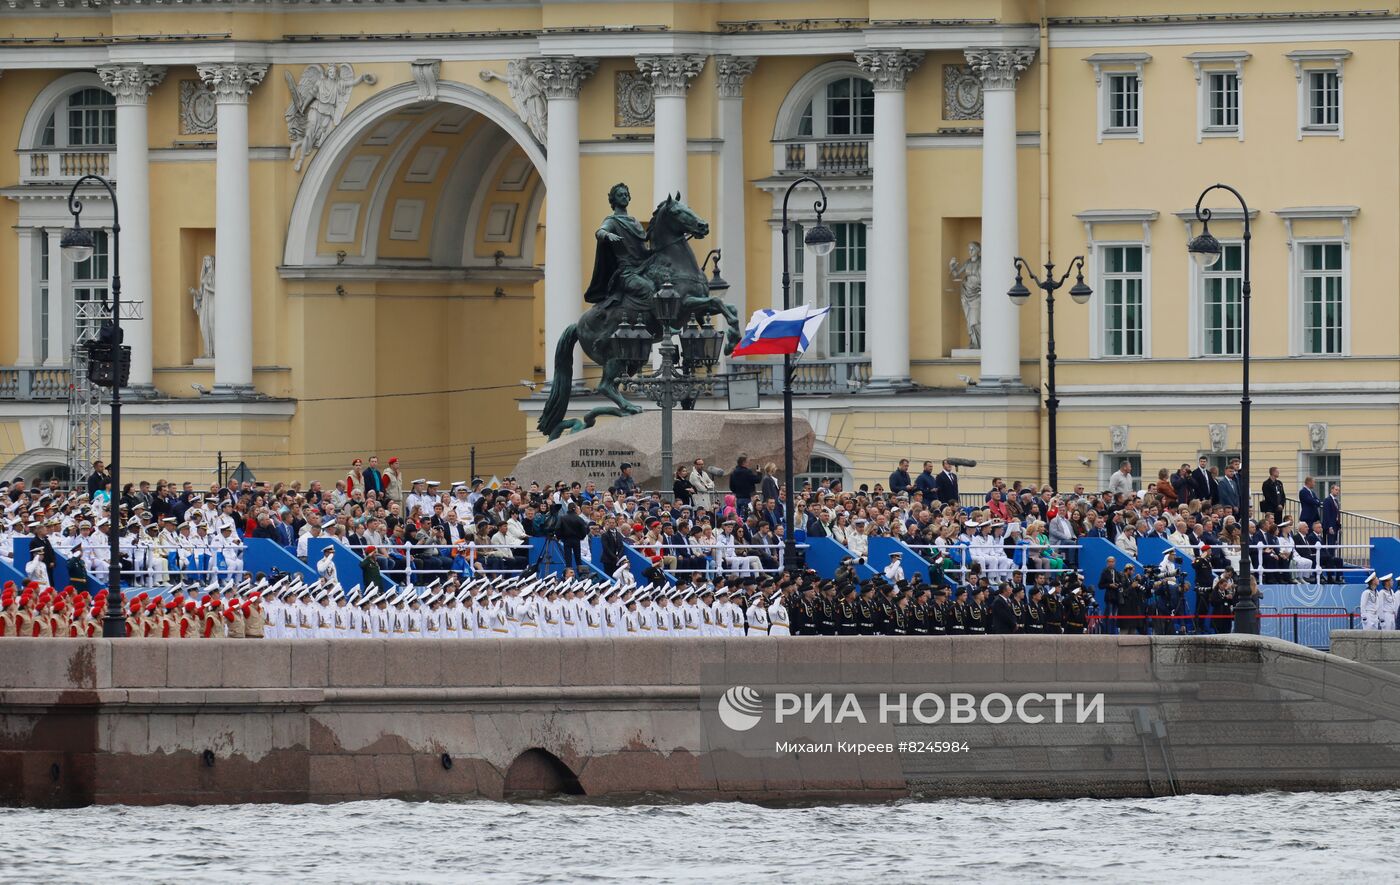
[16,229,36,366]
[197,63,267,395]
[715,56,757,325]
[45,228,67,367]
[98,63,166,392]
[856,50,923,389]
[636,54,705,203]
[967,47,1035,386]
[528,56,598,384]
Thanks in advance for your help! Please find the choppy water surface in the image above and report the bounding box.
[1,790,1394,883]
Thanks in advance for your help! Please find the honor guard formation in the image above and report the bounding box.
[1,561,1101,638]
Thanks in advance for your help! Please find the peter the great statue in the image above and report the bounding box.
[536,184,740,440]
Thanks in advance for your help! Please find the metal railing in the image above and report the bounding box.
[777,138,871,175]
[0,366,72,400]
[18,148,113,184]
[743,357,872,395]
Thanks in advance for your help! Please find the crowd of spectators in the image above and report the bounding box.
[0,448,1348,600]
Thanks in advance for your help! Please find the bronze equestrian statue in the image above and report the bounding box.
[536,183,740,440]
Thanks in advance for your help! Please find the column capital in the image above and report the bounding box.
[965,47,1036,92]
[714,55,758,98]
[522,56,599,101]
[635,54,706,98]
[854,49,925,92]
[97,63,167,106]
[196,63,269,104]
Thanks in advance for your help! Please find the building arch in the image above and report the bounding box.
[1,447,70,484]
[502,748,584,798]
[772,60,871,141]
[17,71,112,151]
[283,79,546,268]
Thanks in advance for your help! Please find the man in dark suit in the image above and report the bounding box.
[1298,476,1322,526]
[1218,464,1240,514]
[888,459,912,495]
[914,461,937,503]
[1322,484,1342,565]
[1261,466,1286,524]
[988,583,1020,634]
[557,503,590,572]
[934,460,960,506]
[1191,456,1218,505]
[599,515,627,575]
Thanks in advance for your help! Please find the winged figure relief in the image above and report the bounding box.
[285,64,378,173]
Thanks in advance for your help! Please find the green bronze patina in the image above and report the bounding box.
[537,184,740,440]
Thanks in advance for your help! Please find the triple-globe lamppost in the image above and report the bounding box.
[614,252,730,502]
[61,174,131,638]
[1008,256,1093,494]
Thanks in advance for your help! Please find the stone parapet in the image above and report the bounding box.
[2,636,1400,807]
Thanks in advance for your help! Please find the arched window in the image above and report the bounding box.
[797,455,846,492]
[796,76,874,138]
[40,87,115,149]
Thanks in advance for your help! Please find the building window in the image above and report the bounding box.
[1307,453,1341,495]
[1100,453,1143,492]
[1306,70,1340,130]
[1202,452,1241,475]
[827,222,866,355]
[1206,72,1239,130]
[1289,50,1349,139]
[65,88,116,148]
[71,229,109,342]
[797,76,874,138]
[1201,243,1243,356]
[788,222,806,306]
[1100,245,1145,357]
[1087,53,1151,143]
[1301,242,1343,355]
[1106,74,1140,131]
[39,234,51,363]
[796,455,845,491]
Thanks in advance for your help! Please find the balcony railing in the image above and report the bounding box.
[0,367,72,400]
[742,357,872,395]
[18,149,113,185]
[775,138,871,175]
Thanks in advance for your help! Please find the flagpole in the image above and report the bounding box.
[778,177,835,573]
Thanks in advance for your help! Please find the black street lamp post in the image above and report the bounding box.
[1188,183,1257,634]
[615,256,727,502]
[61,174,128,638]
[779,177,835,572]
[1008,256,1092,493]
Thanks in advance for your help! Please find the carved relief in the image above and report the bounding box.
[1208,423,1228,453]
[1308,423,1329,454]
[179,79,217,134]
[411,59,441,103]
[1109,425,1129,454]
[614,70,654,127]
[943,64,983,120]
[283,64,378,173]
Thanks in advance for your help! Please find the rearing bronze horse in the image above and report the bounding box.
[537,194,740,440]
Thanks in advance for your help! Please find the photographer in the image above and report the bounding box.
[1209,567,1237,634]
[1118,564,1145,635]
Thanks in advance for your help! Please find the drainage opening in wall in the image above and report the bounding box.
[503,748,585,799]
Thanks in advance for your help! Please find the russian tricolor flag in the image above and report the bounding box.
[730,306,831,357]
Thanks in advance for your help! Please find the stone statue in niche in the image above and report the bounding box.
[190,255,216,360]
[948,241,983,350]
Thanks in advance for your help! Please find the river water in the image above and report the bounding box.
[0,790,1391,883]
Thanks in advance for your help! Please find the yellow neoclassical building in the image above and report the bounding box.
[0,1,1395,516]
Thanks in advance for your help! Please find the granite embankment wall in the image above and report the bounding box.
[5,635,1400,807]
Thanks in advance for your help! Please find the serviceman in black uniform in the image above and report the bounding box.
[966,586,990,635]
[1063,582,1088,634]
[819,582,839,635]
[1025,584,1046,633]
[1041,576,1064,634]
[1118,564,1145,635]
[836,584,860,635]
[1192,546,1215,634]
